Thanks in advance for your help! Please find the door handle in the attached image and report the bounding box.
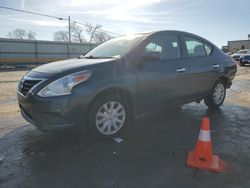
[213,64,220,68]
[176,68,186,73]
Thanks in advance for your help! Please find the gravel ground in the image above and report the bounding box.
[0,70,27,137]
[0,66,249,188]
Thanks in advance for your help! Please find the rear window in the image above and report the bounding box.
[184,36,213,57]
[184,36,206,57]
[238,50,248,54]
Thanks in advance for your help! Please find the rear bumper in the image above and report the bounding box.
[225,64,237,89]
[17,87,94,131]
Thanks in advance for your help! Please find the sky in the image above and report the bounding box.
[0,0,249,47]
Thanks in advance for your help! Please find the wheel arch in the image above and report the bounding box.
[88,86,135,121]
[207,75,229,97]
[216,76,229,87]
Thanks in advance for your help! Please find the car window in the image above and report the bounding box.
[144,34,181,60]
[145,43,162,53]
[204,43,213,55]
[84,34,146,58]
[237,50,248,54]
[184,36,206,57]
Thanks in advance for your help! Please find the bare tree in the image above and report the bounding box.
[27,31,36,40]
[94,31,113,43]
[54,22,113,43]
[70,22,85,43]
[84,22,102,43]
[53,31,69,42]
[7,29,26,39]
[7,29,37,40]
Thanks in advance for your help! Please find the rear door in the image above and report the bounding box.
[136,33,189,112]
[181,35,218,99]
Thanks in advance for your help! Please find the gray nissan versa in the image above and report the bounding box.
[17,30,237,138]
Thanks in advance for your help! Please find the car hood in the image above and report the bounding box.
[231,54,241,57]
[32,58,115,74]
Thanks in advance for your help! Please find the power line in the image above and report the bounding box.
[0,5,66,20]
[0,5,121,36]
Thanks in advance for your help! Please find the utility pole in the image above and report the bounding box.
[248,34,250,49]
[68,16,71,42]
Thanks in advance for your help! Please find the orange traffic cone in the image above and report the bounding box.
[186,117,228,172]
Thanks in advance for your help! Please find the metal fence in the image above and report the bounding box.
[0,38,97,67]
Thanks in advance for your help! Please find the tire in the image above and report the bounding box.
[88,94,130,139]
[239,62,245,66]
[204,79,226,109]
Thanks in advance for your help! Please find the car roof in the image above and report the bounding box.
[148,30,203,36]
[144,30,216,47]
[135,30,211,41]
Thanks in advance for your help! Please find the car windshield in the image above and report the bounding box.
[84,34,146,59]
[237,50,248,54]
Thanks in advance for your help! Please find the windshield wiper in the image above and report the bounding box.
[96,56,118,59]
[78,55,94,59]
[82,56,119,59]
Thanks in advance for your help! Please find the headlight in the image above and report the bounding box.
[38,70,91,97]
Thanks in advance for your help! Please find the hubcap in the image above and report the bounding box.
[213,83,225,105]
[95,101,126,135]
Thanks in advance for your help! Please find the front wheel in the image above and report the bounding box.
[88,94,130,139]
[204,79,226,109]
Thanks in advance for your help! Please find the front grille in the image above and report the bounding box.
[19,78,42,96]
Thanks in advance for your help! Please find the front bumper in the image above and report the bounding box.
[17,87,94,131]
[232,56,241,61]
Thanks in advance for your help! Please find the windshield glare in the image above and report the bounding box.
[84,34,146,58]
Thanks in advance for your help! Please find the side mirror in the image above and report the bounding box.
[141,51,160,62]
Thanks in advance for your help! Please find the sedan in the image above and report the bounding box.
[240,54,250,66]
[17,30,237,138]
[231,49,250,61]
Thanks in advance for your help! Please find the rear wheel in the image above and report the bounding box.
[204,79,226,109]
[88,94,130,139]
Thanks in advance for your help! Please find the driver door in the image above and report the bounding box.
[136,33,189,112]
